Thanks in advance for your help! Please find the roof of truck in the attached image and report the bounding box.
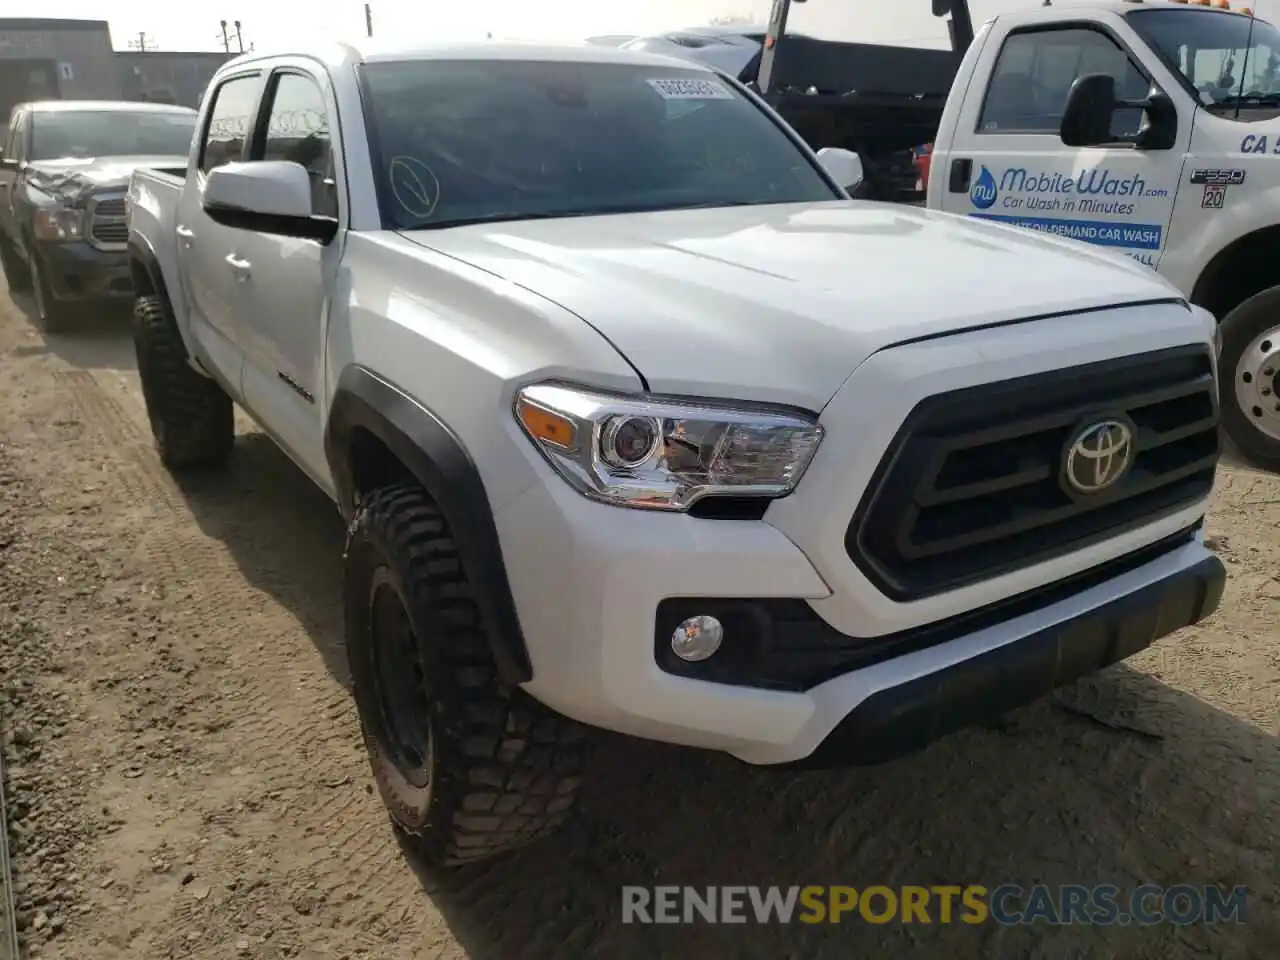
[1015,0,1260,18]
[221,38,719,73]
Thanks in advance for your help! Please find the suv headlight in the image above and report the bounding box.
[32,206,85,242]
[514,383,823,511]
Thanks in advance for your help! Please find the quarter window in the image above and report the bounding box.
[200,74,261,174]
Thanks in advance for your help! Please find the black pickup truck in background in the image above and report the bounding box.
[0,100,197,332]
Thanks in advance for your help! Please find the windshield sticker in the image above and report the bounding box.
[388,156,440,221]
[1240,134,1280,154]
[646,77,733,101]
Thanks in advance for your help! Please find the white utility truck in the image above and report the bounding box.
[725,0,1280,470]
[922,0,1280,471]
[127,39,1224,866]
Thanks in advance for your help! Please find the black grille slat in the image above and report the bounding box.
[93,198,126,218]
[848,345,1219,601]
[90,196,128,247]
[91,221,128,244]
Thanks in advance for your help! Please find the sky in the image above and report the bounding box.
[7,0,1280,53]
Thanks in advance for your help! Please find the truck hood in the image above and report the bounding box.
[26,155,187,204]
[404,200,1183,410]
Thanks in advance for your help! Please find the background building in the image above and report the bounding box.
[0,18,121,122]
[117,51,233,107]
[0,17,232,133]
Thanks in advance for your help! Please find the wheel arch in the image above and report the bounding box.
[1189,225,1280,322]
[127,233,171,304]
[324,364,533,685]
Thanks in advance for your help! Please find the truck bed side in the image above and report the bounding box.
[127,167,190,341]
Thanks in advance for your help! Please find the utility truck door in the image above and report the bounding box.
[934,16,1187,270]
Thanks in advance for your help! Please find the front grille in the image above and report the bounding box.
[846,345,1219,602]
[89,195,127,248]
[93,198,126,218]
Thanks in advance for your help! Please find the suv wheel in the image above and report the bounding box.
[0,237,31,293]
[345,483,587,867]
[29,250,75,333]
[133,294,235,469]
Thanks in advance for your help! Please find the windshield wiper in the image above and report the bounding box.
[406,199,767,230]
[1212,92,1280,106]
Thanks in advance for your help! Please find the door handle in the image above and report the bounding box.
[176,224,194,248]
[948,158,973,193]
[225,253,251,279]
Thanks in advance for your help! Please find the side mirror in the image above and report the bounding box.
[817,146,864,193]
[1061,73,1177,150]
[1061,74,1118,146]
[202,160,336,243]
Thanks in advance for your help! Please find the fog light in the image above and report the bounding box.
[670,615,723,662]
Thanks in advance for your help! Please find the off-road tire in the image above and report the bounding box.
[345,483,587,867]
[0,236,31,293]
[133,294,234,469]
[1219,288,1280,473]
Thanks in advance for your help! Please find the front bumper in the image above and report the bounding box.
[34,242,132,303]
[497,474,1224,767]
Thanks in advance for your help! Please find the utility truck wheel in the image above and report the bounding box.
[345,483,586,867]
[133,294,234,469]
[1221,288,1280,473]
[0,237,31,293]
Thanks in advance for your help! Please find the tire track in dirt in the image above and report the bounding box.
[50,366,438,954]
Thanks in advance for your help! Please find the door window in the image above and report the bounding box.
[257,72,338,220]
[200,74,261,175]
[979,28,1151,138]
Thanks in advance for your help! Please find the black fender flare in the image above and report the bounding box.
[324,365,533,685]
[127,232,173,306]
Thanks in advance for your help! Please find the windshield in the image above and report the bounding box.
[359,59,839,230]
[30,110,197,161]
[1127,9,1280,106]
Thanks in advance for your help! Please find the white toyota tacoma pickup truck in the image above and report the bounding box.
[126,40,1226,866]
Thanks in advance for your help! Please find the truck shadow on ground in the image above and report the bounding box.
[5,292,136,370]
[172,429,1278,960]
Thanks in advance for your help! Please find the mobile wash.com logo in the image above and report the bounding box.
[970,165,999,209]
[621,884,1249,926]
[970,165,1170,216]
[966,164,1169,259]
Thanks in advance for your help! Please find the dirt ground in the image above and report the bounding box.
[0,280,1275,960]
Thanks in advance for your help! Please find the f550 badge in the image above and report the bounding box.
[1189,169,1246,186]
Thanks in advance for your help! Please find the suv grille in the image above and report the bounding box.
[89,196,128,247]
[846,345,1219,601]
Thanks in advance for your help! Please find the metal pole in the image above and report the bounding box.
[365,3,374,38]
[757,0,794,99]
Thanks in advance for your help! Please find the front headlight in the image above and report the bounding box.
[514,382,824,511]
[32,206,85,242]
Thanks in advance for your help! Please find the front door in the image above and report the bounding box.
[178,70,264,393]
[234,64,342,490]
[934,18,1189,271]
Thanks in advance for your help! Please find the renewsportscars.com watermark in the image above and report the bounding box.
[621,884,1249,926]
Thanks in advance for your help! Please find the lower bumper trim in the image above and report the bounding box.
[788,553,1226,769]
